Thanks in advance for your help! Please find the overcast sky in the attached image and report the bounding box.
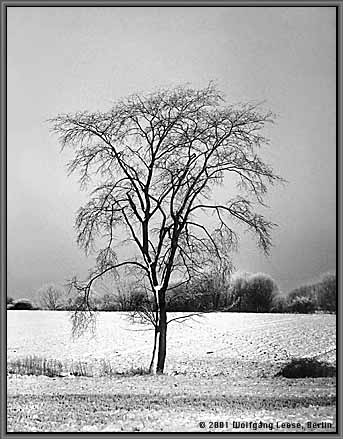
[7,6,336,300]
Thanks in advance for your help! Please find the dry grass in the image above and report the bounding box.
[7,356,151,378]
[67,360,92,377]
[7,356,64,378]
[99,359,150,377]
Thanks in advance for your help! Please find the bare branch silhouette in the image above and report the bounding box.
[50,82,282,373]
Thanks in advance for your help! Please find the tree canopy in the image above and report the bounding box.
[50,83,282,373]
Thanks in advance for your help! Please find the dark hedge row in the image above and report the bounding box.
[7,272,335,314]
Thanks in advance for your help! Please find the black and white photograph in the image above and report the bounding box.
[3,3,340,434]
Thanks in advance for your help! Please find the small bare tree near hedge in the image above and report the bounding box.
[37,284,66,310]
[50,83,282,373]
[187,260,235,311]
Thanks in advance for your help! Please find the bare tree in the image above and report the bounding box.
[38,283,65,310]
[189,259,234,311]
[50,82,282,373]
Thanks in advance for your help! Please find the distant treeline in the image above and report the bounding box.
[7,271,336,314]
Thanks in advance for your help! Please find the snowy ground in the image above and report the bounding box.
[7,311,336,432]
[7,311,336,376]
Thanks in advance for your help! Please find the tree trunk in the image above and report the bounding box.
[156,306,167,374]
[149,327,158,374]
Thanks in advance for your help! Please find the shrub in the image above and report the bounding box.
[230,272,279,313]
[317,272,336,312]
[101,293,120,311]
[285,282,318,313]
[7,296,14,305]
[10,298,34,310]
[286,295,316,314]
[166,285,192,312]
[288,284,315,301]
[271,294,288,313]
[245,273,279,312]
[115,288,148,311]
[100,280,149,312]
[64,292,103,311]
[229,273,250,311]
[285,273,336,314]
[276,357,336,378]
[129,290,148,311]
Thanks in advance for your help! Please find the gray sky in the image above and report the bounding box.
[7,7,336,299]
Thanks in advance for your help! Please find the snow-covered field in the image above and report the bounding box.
[7,311,336,376]
[7,311,337,432]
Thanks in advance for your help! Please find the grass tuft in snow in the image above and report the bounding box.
[7,356,64,377]
[8,356,151,378]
